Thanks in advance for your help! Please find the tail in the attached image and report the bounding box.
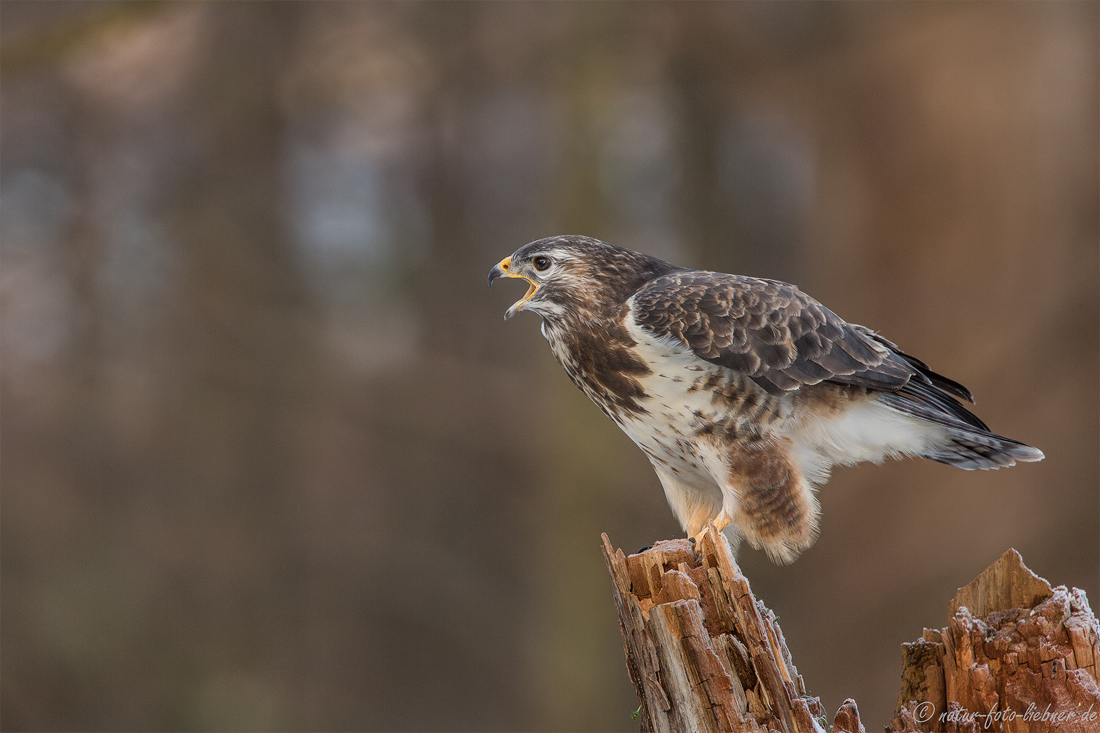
[879,391,1044,470]
[851,329,1044,470]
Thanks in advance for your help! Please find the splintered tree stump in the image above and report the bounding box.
[889,549,1100,733]
[602,530,1099,733]
[601,525,836,733]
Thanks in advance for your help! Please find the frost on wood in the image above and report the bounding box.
[889,549,1100,733]
[601,525,843,733]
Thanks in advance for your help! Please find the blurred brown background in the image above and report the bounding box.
[1,2,1096,731]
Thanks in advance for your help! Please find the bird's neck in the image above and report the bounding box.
[540,305,653,420]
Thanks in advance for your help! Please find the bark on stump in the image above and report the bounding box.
[602,528,1099,733]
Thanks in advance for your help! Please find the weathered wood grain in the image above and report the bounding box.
[603,533,1099,733]
[889,549,1100,733]
[601,525,833,733]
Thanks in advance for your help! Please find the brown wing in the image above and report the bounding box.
[630,270,919,396]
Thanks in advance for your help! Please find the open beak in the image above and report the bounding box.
[488,256,538,319]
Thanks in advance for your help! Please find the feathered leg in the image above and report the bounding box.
[714,435,821,564]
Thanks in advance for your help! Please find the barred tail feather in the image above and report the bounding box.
[878,393,1044,471]
[922,428,1045,470]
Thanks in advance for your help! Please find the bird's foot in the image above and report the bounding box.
[691,514,731,544]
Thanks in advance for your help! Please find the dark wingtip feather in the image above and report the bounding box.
[899,378,989,431]
[905,357,975,403]
[858,329,976,403]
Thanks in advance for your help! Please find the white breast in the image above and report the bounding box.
[616,315,772,473]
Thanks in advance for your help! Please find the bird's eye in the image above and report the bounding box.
[532,256,552,272]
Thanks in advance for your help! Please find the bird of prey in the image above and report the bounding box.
[489,235,1043,563]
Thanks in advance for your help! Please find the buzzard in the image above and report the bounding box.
[489,235,1043,563]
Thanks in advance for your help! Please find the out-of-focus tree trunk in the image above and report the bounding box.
[167,3,312,494]
[672,9,734,275]
[534,7,662,728]
[603,532,1100,733]
[160,7,315,724]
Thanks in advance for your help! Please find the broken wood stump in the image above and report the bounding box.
[889,548,1100,733]
[601,524,835,733]
[602,528,1099,733]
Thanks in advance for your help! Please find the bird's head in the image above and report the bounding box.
[488,235,677,321]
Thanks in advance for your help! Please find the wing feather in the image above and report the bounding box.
[630,271,919,396]
[854,326,976,403]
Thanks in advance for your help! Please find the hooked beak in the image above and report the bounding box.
[488,256,538,320]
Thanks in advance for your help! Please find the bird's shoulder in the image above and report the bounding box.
[630,269,812,324]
